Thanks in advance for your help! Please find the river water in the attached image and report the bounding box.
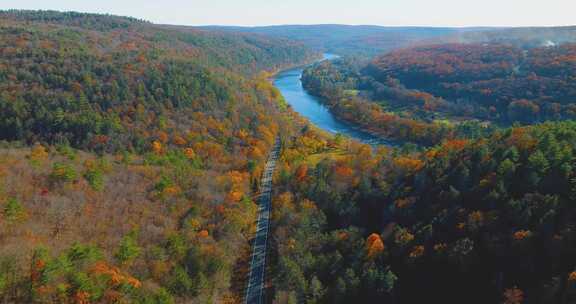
[274,54,394,146]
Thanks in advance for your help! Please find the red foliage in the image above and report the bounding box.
[295,164,308,182]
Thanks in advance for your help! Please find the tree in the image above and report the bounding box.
[498,159,516,179]
[29,144,49,166]
[502,286,524,304]
[115,232,141,265]
[83,166,104,191]
[364,266,397,295]
[50,162,77,184]
[527,150,549,186]
[508,100,540,124]
[308,276,325,303]
[382,268,398,293]
[295,164,308,183]
[169,266,194,296]
[366,233,385,259]
[152,141,163,155]
[3,198,25,222]
[277,257,307,296]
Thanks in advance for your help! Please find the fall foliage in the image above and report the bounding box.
[0,9,316,304]
[365,233,385,259]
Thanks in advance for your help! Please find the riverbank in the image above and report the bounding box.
[273,54,398,147]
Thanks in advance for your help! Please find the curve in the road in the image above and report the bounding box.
[245,137,281,304]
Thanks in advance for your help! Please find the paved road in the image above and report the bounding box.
[245,137,281,304]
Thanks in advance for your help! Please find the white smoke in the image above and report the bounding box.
[543,40,557,47]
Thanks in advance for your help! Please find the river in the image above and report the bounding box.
[274,54,395,146]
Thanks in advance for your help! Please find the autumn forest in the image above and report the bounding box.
[1,8,576,304]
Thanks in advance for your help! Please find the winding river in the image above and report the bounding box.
[274,54,394,146]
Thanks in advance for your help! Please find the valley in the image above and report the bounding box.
[0,7,576,304]
[273,54,396,146]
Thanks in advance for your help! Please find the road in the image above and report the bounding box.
[244,137,281,304]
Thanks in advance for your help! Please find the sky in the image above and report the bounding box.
[1,0,575,27]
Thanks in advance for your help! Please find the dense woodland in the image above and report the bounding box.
[370,44,576,122]
[271,120,576,304]
[0,10,317,304]
[2,9,576,304]
[302,43,576,145]
[301,60,486,145]
[285,38,576,303]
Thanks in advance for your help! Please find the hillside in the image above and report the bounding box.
[3,8,576,304]
[287,39,576,302]
[0,10,316,303]
[270,117,576,303]
[368,43,576,123]
[300,42,576,145]
[0,10,319,149]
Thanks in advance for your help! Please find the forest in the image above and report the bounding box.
[270,118,576,304]
[0,10,317,304]
[369,43,576,123]
[2,8,576,304]
[302,43,576,145]
[286,32,576,304]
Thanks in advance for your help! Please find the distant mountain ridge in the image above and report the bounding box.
[202,24,576,57]
[431,25,576,49]
[200,24,477,56]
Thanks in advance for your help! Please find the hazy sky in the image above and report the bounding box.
[1,0,574,27]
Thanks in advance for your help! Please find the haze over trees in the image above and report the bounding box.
[201,24,576,58]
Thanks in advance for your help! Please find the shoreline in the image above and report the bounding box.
[272,54,400,147]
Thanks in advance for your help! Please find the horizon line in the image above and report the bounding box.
[1,9,575,29]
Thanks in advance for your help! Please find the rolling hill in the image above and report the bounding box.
[0,10,316,304]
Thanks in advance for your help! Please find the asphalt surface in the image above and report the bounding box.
[244,138,281,304]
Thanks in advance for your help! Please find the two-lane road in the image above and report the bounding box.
[245,138,281,304]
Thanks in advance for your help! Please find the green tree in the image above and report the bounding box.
[83,168,104,191]
[308,276,325,303]
[382,268,398,293]
[528,150,549,175]
[115,232,141,265]
[153,288,175,304]
[50,163,77,183]
[527,150,549,187]
[169,266,194,296]
[498,159,516,179]
[3,198,24,222]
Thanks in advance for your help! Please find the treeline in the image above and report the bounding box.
[0,10,149,31]
[271,120,576,304]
